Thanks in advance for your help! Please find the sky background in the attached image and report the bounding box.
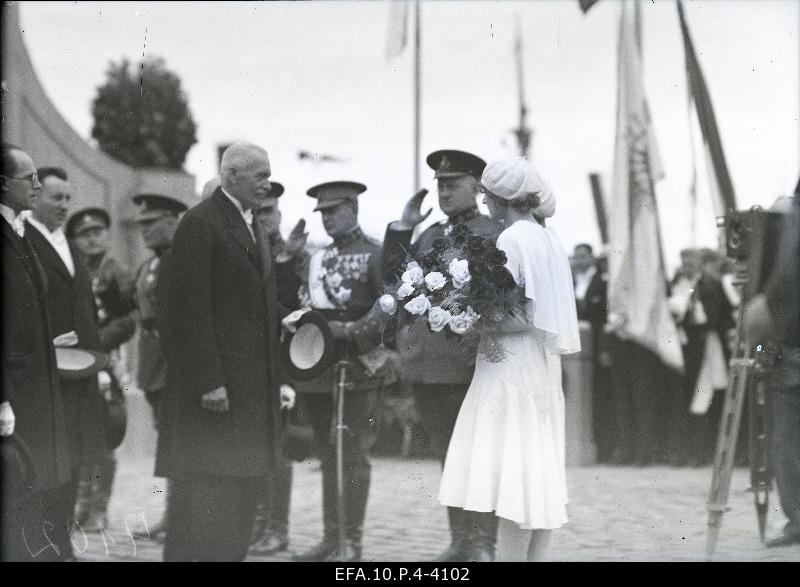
[17,0,800,272]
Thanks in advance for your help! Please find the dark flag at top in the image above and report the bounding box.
[579,0,602,14]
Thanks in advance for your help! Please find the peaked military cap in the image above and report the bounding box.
[66,207,111,239]
[426,149,486,180]
[256,181,285,209]
[307,180,367,212]
[131,193,188,222]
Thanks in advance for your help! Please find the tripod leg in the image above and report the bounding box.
[706,311,751,559]
[749,371,773,542]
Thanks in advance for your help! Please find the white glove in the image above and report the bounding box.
[53,330,79,347]
[280,384,296,410]
[281,308,312,333]
[0,401,16,437]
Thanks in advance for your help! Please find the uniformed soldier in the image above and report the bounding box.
[66,207,137,532]
[130,193,187,541]
[290,181,386,562]
[248,181,308,556]
[382,150,503,562]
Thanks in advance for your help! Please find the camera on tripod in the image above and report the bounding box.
[717,207,787,299]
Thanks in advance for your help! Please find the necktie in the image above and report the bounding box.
[252,209,273,277]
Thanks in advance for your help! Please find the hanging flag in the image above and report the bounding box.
[386,0,410,60]
[578,0,602,14]
[677,0,737,217]
[607,1,684,372]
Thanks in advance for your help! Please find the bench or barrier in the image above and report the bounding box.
[562,322,597,466]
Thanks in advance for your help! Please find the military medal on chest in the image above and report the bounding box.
[146,257,160,285]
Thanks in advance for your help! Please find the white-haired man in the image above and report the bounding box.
[159,143,289,561]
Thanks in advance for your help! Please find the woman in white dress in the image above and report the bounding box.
[438,157,581,561]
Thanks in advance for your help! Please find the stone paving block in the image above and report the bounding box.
[66,455,800,562]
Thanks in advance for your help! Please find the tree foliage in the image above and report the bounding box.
[91,57,197,169]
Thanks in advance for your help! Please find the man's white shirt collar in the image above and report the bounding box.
[1,204,26,237]
[574,266,597,301]
[221,187,255,240]
[25,215,75,276]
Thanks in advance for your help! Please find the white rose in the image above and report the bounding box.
[404,294,432,316]
[397,282,416,299]
[448,258,471,289]
[427,306,451,332]
[401,265,424,285]
[448,311,472,335]
[424,271,447,291]
[337,288,352,304]
[327,272,343,288]
[379,294,397,315]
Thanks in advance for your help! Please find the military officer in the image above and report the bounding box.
[382,150,503,562]
[130,193,187,541]
[249,181,308,556]
[290,181,386,562]
[66,207,137,532]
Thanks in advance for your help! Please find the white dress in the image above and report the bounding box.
[438,219,581,530]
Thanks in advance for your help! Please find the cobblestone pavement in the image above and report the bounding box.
[69,455,799,562]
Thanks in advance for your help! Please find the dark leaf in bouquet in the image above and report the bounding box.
[490,265,517,290]
[431,238,448,252]
[467,235,485,253]
[450,224,471,245]
[421,251,439,270]
[484,246,507,268]
[470,260,490,277]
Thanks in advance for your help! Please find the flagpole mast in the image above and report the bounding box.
[414,0,421,191]
[513,14,532,158]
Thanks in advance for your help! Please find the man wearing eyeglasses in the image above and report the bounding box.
[1,144,72,561]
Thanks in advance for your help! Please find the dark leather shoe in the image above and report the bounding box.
[323,542,362,562]
[292,539,336,561]
[431,540,469,562]
[250,533,289,555]
[766,530,800,548]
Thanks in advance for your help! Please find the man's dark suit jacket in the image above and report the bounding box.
[160,188,287,479]
[1,220,71,490]
[25,221,106,466]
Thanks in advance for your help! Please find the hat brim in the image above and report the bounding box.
[56,348,109,380]
[281,311,340,381]
[313,199,352,212]
[73,220,107,235]
[135,210,173,223]
[434,170,471,179]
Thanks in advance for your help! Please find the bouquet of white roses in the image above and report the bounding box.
[377,224,522,361]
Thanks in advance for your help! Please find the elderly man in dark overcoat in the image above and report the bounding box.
[159,142,288,561]
[381,150,503,562]
[1,145,72,561]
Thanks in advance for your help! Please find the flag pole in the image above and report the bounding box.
[413,0,421,191]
